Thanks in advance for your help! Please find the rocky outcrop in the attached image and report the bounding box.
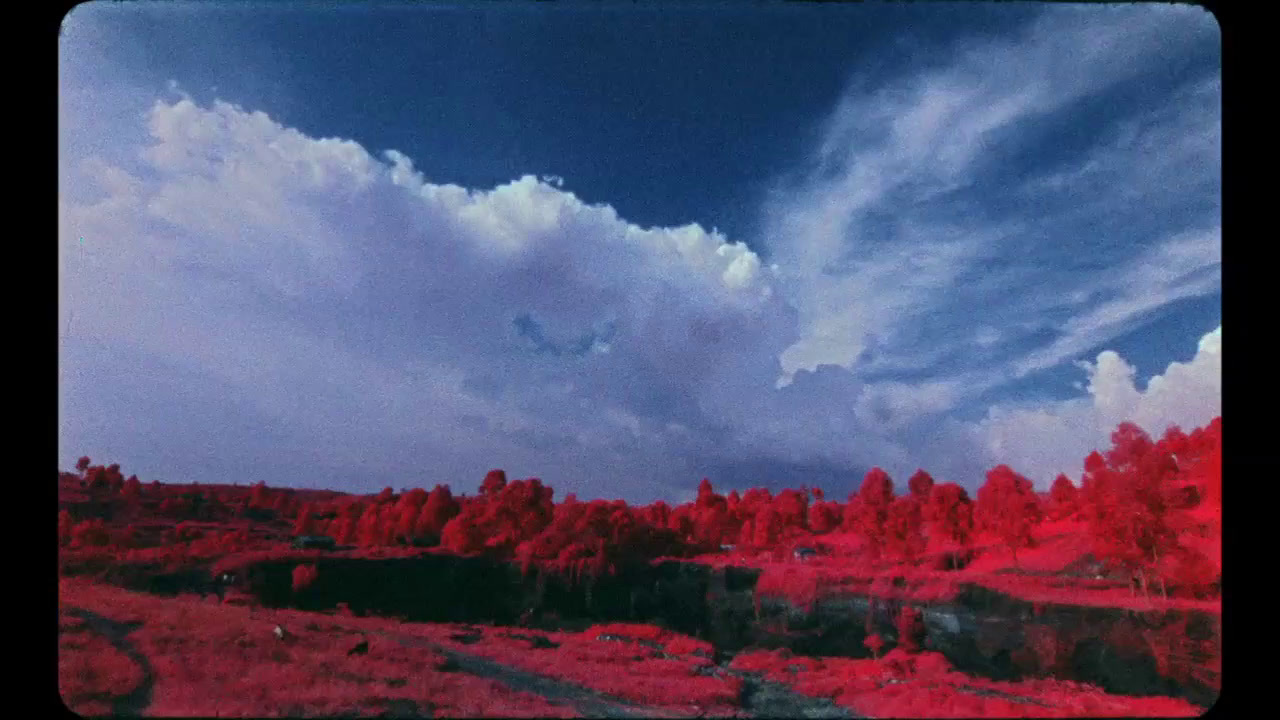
[207,553,1222,707]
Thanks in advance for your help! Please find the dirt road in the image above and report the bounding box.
[61,601,859,718]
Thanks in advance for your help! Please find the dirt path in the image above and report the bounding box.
[62,607,156,716]
[368,628,677,718]
[373,626,864,719]
[61,599,862,718]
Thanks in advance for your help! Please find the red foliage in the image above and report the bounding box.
[414,484,461,542]
[75,456,91,473]
[1081,420,1219,598]
[58,509,75,547]
[121,474,142,501]
[248,481,269,509]
[752,505,782,548]
[976,465,1042,568]
[807,501,842,534]
[440,507,487,555]
[696,477,715,504]
[895,606,925,653]
[1049,474,1079,520]
[291,563,319,593]
[773,488,810,535]
[480,469,508,498]
[846,468,895,558]
[71,519,111,548]
[927,483,973,566]
[864,633,885,659]
[294,503,319,536]
[907,469,934,501]
[884,496,927,563]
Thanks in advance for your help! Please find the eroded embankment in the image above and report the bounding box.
[104,552,1220,707]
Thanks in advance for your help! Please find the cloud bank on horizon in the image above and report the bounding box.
[59,4,1220,502]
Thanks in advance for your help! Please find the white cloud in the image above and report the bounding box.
[765,5,1218,388]
[977,325,1221,486]
[1012,228,1221,378]
[60,97,791,500]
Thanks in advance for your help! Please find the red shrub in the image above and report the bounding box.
[895,606,925,653]
[58,510,75,547]
[71,519,111,548]
[864,633,885,659]
[291,563,319,593]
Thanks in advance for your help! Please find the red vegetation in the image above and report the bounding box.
[895,605,925,653]
[927,483,974,568]
[58,415,1221,716]
[292,563,319,593]
[844,467,896,558]
[976,465,1043,568]
[1049,474,1079,520]
[59,579,578,718]
[884,496,927,563]
[908,469,935,501]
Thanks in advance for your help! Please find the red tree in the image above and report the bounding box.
[752,505,782,549]
[927,483,973,569]
[413,485,460,543]
[772,489,810,535]
[480,469,508,498]
[1083,422,1184,598]
[249,482,270,509]
[440,508,487,554]
[1049,474,1079,520]
[807,502,842,534]
[121,475,142,502]
[884,496,926,563]
[696,478,716,505]
[907,470,935,502]
[75,456,91,473]
[294,504,319,536]
[976,465,1042,569]
[847,468,895,558]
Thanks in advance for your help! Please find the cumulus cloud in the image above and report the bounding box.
[977,325,1221,486]
[60,96,796,501]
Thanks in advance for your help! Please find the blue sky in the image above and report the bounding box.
[59,2,1221,503]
